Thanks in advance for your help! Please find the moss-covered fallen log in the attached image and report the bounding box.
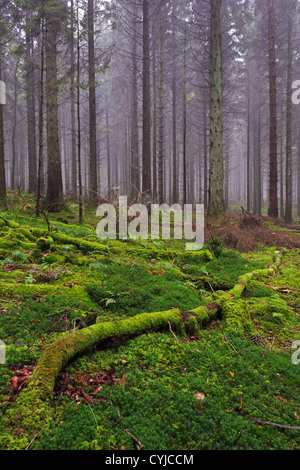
[1,302,221,450]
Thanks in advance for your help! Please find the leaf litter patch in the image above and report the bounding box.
[53,367,118,405]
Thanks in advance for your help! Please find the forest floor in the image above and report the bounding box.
[0,192,299,451]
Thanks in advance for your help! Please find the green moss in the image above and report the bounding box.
[1,302,223,449]
[195,274,234,292]
[222,299,254,334]
[37,237,54,252]
[0,282,90,301]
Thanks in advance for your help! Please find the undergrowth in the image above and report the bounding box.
[0,197,299,450]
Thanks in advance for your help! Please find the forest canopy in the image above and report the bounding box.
[0,0,299,221]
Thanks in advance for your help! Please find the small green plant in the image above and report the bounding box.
[11,250,28,264]
[24,273,36,285]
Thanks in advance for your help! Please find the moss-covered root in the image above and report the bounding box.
[1,303,220,450]
[222,299,254,334]
[215,250,286,301]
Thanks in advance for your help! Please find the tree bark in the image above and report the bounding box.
[267,0,278,218]
[182,23,187,206]
[0,36,6,207]
[208,0,224,217]
[77,5,83,223]
[172,32,178,204]
[142,0,151,199]
[45,9,63,212]
[152,44,157,202]
[36,14,45,217]
[70,0,77,197]
[285,10,293,223]
[130,15,139,200]
[88,0,98,201]
[157,19,164,205]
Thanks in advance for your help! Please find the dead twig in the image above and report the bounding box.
[125,429,144,450]
[222,331,242,357]
[254,419,300,431]
[25,430,42,450]
[38,201,58,232]
[241,206,261,226]
[168,321,178,342]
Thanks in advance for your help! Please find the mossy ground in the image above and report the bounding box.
[0,194,299,450]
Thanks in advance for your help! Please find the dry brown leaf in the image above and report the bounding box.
[196,391,205,400]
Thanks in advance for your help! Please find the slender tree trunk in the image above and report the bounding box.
[246,64,251,212]
[11,61,19,191]
[0,36,6,206]
[152,45,157,202]
[257,84,262,216]
[182,24,187,206]
[70,0,77,196]
[203,96,208,210]
[106,106,111,199]
[142,0,151,199]
[297,127,300,217]
[172,37,178,204]
[208,0,224,217]
[130,18,139,200]
[88,0,98,201]
[157,20,164,205]
[285,11,293,223]
[267,0,278,218]
[279,107,284,219]
[224,140,229,211]
[26,10,37,194]
[77,5,83,223]
[45,13,63,212]
[36,15,45,217]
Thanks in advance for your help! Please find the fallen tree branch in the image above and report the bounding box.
[254,419,300,431]
[168,321,178,341]
[2,303,220,449]
[222,331,242,357]
[125,429,144,450]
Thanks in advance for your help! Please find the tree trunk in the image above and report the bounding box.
[246,64,251,212]
[70,0,77,197]
[267,0,278,218]
[142,0,151,199]
[157,20,164,205]
[285,10,293,223]
[130,17,139,200]
[77,5,83,223]
[45,12,63,212]
[0,36,6,207]
[88,0,98,201]
[152,44,157,202]
[36,15,45,217]
[297,128,300,217]
[182,24,187,206]
[203,96,208,210]
[11,61,19,190]
[254,80,262,217]
[208,0,224,217]
[26,11,37,194]
[172,34,178,204]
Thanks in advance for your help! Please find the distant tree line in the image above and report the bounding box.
[0,0,299,222]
